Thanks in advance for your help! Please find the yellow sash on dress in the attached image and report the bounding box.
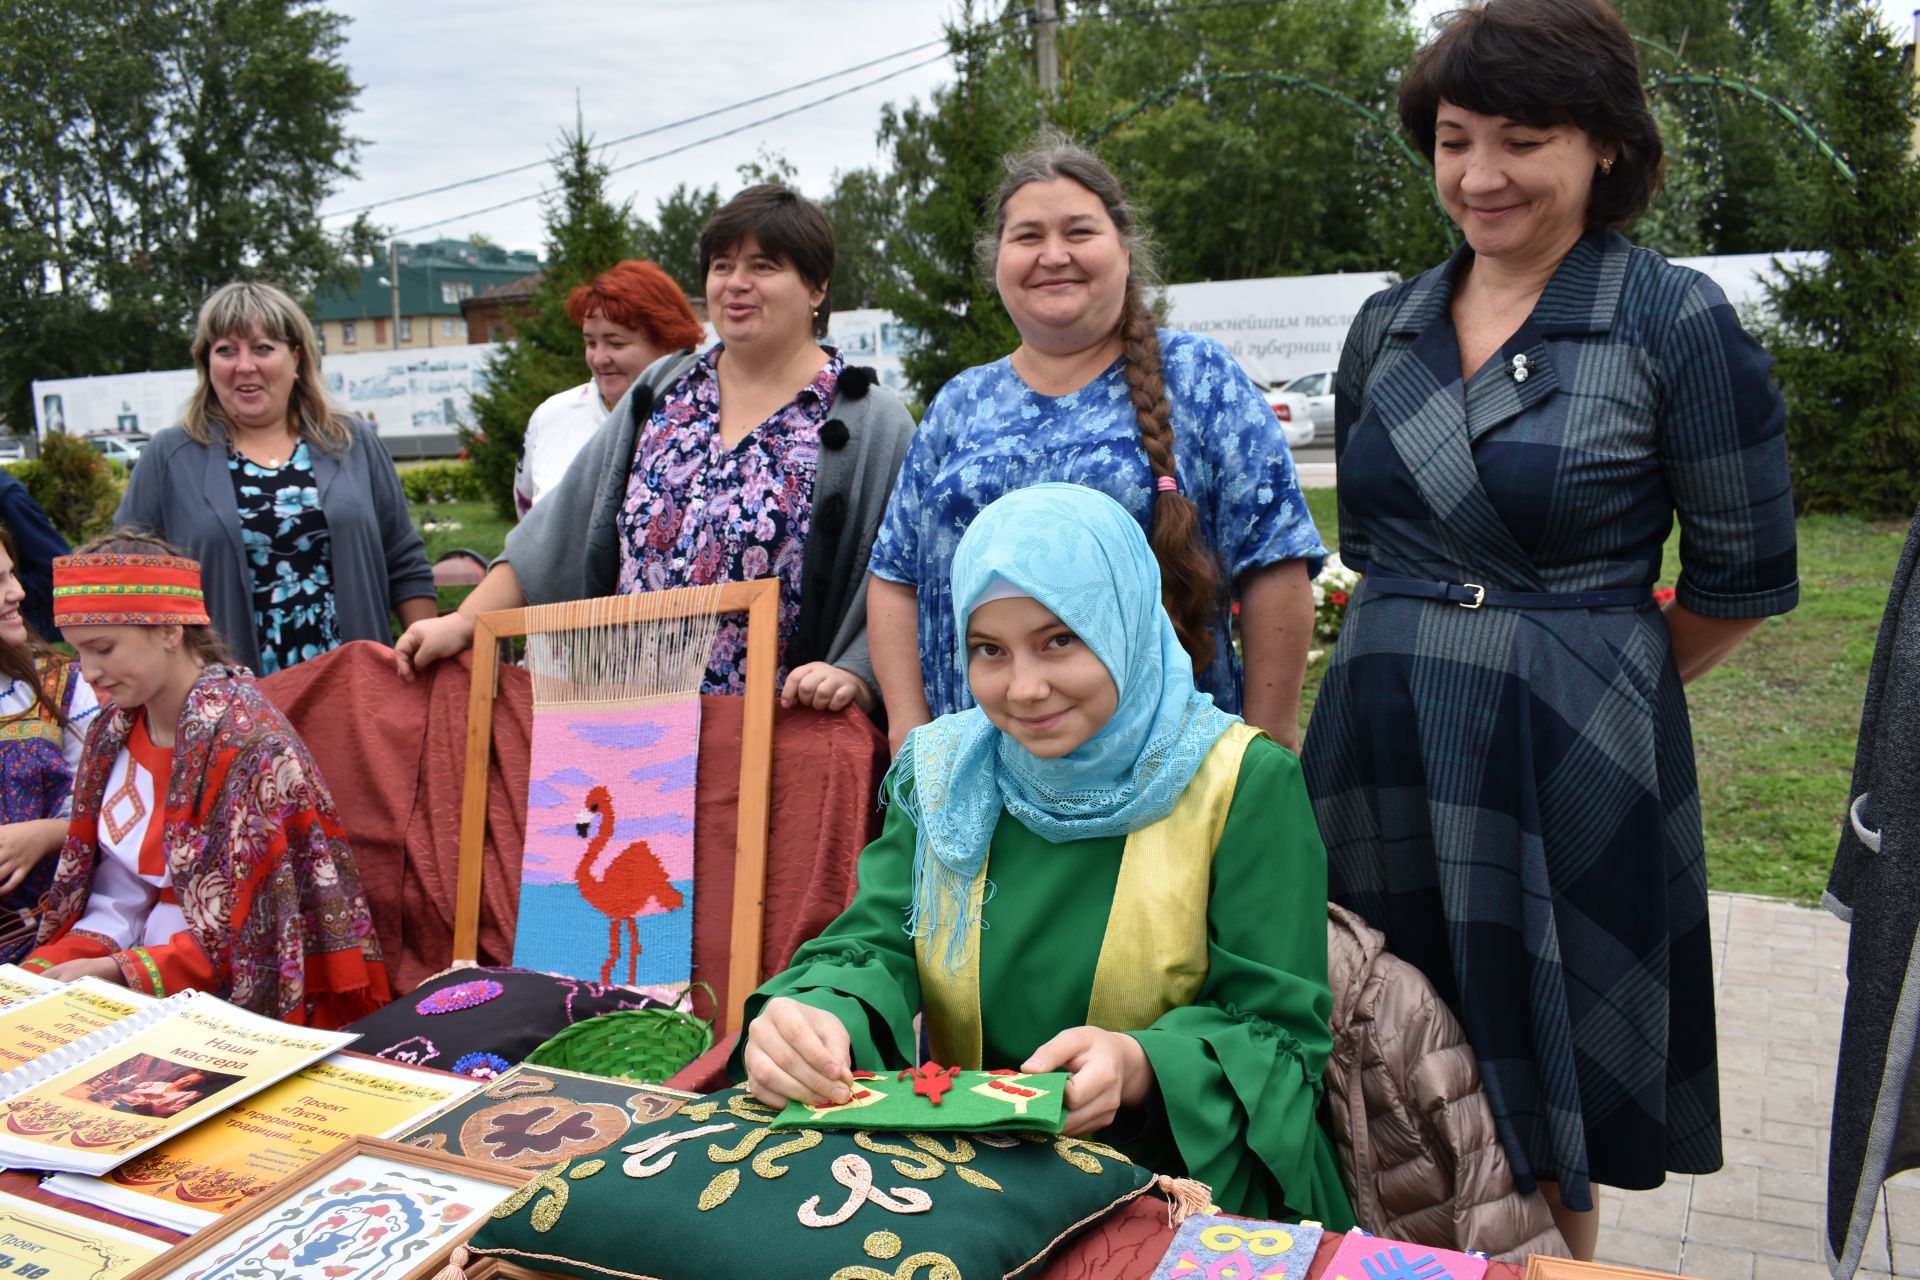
[916,722,1264,1068]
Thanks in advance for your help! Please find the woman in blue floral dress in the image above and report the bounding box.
[868,137,1325,753]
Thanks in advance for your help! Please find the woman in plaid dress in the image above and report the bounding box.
[1301,0,1797,1258]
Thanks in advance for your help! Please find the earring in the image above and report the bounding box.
[1599,157,1615,176]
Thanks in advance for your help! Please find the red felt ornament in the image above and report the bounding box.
[898,1062,962,1106]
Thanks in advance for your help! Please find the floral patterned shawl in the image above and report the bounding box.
[35,664,389,1026]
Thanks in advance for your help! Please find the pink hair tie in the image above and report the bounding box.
[1155,475,1179,493]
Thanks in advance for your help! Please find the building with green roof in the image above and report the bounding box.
[310,238,541,353]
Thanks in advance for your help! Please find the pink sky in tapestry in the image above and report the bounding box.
[512,701,698,1003]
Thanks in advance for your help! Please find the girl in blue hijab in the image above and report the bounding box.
[734,483,1351,1224]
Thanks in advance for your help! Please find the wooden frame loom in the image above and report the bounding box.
[453,579,779,1035]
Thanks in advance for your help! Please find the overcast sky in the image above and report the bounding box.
[322,0,1920,258]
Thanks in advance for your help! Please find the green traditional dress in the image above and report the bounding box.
[739,730,1353,1226]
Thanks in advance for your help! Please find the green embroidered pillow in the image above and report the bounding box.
[769,1067,1070,1135]
[466,1086,1156,1280]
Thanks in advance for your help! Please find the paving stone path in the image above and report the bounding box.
[1595,892,1909,1279]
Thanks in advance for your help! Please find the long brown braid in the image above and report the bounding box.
[983,132,1220,671]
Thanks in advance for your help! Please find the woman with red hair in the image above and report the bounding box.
[513,259,705,514]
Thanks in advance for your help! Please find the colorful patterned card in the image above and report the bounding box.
[397,1063,694,1169]
[768,1066,1070,1133]
[1150,1213,1324,1279]
[1321,1230,1489,1280]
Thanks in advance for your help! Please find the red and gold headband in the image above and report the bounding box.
[52,554,211,628]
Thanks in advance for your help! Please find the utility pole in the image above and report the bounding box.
[1035,0,1059,100]
[388,240,402,351]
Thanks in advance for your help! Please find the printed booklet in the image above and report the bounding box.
[0,978,153,1073]
[45,1052,479,1231]
[0,990,353,1176]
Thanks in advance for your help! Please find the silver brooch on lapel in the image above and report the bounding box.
[1511,354,1531,383]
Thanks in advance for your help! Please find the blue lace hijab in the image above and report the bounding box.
[894,483,1239,971]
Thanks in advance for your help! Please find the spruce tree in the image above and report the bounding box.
[464,118,637,518]
[1763,3,1920,515]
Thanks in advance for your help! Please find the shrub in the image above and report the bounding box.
[9,434,124,542]
[401,460,487,505]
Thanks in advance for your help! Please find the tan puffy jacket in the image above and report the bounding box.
[1324,903,1568,1262]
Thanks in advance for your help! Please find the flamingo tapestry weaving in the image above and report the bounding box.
[510,590,720,1002]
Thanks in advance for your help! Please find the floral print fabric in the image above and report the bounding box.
[229,443,340,674]
[616,345,838,694]
[869,329,1326,716]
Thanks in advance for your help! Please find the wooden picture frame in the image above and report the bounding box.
[1524,1257,1703,1280]
[124,1135,532,1280]
[453,581,779,1036]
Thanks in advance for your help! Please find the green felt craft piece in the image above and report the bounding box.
[466,1085,1154,1280]
[768,1067,1071,1134]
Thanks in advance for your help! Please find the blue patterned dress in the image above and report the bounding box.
[229,443,341,674]
[869,330,1325,716]
[1301,231,1799,1211]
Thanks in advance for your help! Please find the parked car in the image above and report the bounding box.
[1265,386,1316,449]
[87,432,149,469]
[1277,367,1336,437]
[0,436,27,463]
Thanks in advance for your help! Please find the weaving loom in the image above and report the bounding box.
[510,591,720,1001]
[455,581,779,1033]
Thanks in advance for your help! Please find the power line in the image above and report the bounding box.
[322,40,948,223]
[388,51,952,239]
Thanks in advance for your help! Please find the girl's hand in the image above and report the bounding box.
[780,663,874,714]
[743,997,856,1110]
[1023,1026,1154,1136]
[41,957,124,985]
[0,820,60,895]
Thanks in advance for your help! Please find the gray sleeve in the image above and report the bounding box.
[502,402,623,606]
[115,435,171,533]
[361,424,437,603]
[822,392,917,689]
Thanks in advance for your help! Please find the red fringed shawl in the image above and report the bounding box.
[35,665,389,1027]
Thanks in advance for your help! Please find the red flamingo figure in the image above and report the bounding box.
[573,784,685,984]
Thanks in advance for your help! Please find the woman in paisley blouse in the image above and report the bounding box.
[395,185,916,712]
[116,282,437,675]
[867,134,1326,754]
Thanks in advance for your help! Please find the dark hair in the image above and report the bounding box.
[981,131,1220,673]
[0,522,68,731]
[564,259,705,351]
[1399,0,1664,227]
[71,530,237,668]
[697,185,836,338]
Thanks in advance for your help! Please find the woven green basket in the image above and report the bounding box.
[523,984,715,1083]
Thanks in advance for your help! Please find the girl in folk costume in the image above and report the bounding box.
[21,534,390,1029]
[739,484,1354,1225]
[0,522,102,962]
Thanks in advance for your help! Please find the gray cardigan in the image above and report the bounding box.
[1823,505,1920,1279]
[503,350,915,694]
[116,418,437,672]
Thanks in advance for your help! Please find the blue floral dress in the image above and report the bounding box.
[229,443,340,674]
[869,330,1326,716]
[616,345,838,694]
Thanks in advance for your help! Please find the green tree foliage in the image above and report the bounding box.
[1762,3,1920,515]
[636,184,722,296]
[0,0,366,434]
[9,433,125,543]
[818,168,897,312]
[874,6,1033,404]
[464,120,637,517]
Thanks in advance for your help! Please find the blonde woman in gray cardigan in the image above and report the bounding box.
[394,185,914,712]
[118,282,437,675]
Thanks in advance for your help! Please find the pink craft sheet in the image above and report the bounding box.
[512,701,699,1000]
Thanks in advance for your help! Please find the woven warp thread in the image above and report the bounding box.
[512,588,722,1002]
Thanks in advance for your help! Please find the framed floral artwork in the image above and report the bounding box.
[124,1136,531,1280]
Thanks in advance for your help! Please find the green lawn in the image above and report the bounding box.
[1297,486,1900,903]
[407,484,1895,904]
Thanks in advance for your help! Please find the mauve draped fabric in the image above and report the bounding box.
[256,640,887,1026]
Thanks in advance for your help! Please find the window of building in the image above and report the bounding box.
[440,280,475,304]
[374,317,387,345]
[341,320,357,345]
[442,318,457,338]
[488,325,506,343]
[399,316,413,342]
